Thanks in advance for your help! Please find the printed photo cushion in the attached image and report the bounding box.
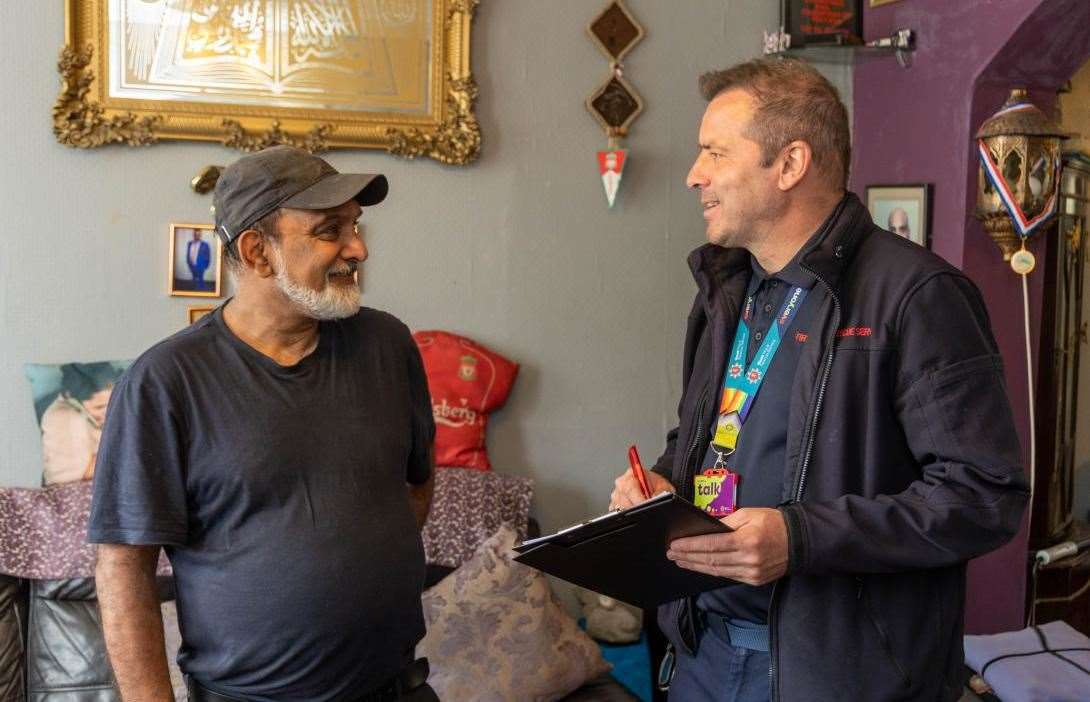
[24,361,130,485]
[419,526,610,701]
[413,331,518,470]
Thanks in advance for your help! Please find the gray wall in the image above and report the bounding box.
[0,1,850,534]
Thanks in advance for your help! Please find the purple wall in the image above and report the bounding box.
[852,0,1090,634]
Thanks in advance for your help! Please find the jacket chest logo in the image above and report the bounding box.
[836,326,873,338]
[793,327,874,343]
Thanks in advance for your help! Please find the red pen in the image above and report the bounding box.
[627,445,653,500]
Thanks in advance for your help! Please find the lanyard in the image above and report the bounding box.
[713,284,808,449]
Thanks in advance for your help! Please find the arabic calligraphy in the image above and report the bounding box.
[111,0,431,114]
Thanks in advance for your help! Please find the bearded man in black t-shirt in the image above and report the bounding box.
[89,146,438,702]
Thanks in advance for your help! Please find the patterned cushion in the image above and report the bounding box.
[422,468,533,568]
[0,481,170,579]
[419,527,610,701]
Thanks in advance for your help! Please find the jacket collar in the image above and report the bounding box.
[688,192,873,299]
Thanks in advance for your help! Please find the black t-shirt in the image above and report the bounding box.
[696,255,816,625]
[88,304,435,701]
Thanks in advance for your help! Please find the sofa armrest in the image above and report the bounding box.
[0,575,26,702]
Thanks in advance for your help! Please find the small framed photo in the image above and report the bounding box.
[168,223,222,297]
[866,184,932,248]
[187,305,216,325]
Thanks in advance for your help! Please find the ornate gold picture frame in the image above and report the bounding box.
[54,0,480,164]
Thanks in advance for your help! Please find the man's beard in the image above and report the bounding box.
[270,247,360,320]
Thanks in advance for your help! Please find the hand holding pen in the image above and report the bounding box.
[608,444,676,511]
[627,445,653,500]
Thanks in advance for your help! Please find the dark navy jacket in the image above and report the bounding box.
[652,193,1028,701]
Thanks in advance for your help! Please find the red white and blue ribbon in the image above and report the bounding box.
[977,104,1061,238]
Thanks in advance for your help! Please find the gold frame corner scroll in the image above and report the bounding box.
[54,0,481,164]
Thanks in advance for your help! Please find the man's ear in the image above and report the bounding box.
[777,140,813,192]
[236,230,275,278]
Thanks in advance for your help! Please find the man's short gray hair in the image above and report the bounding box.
[224,209,282,274]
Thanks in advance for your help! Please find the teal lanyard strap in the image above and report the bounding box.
[723,285,808,423]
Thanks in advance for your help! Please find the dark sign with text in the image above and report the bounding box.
[785,0,863,45]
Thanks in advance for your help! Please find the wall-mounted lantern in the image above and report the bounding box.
[975,89,1067,268]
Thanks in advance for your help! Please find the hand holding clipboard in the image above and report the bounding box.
[513,492,733,608]
[615,443,791,588]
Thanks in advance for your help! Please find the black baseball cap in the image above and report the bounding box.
[213,145,388,246]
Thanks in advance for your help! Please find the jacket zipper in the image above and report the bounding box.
[793,274,841,502]
[676,386,709,654]
[770,272,840,702]
[768,580,779,695]
[859,577,912,688]
[681,387,710,490]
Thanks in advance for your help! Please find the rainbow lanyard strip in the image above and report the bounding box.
[718,285,808,425]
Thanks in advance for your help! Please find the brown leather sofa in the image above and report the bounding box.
[0,478,640,702]
[0,572,636,702]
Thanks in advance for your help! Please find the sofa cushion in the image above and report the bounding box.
[422,468,533,569]
[419,526,610,701]
[0,482,99,580]
[26,580,116,700]
[0,482,171,580]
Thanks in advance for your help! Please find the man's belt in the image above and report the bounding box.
[702,613,770,652]
[185,658,432,702]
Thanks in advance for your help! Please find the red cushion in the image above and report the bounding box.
[413,331,519,470]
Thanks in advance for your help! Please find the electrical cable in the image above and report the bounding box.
[1022,267,1036,628]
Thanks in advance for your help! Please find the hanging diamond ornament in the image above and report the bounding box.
[587,74,643,136]
[588,1,644,62]
[586,1,645,209]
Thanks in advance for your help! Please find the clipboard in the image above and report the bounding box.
[512,492,733,609]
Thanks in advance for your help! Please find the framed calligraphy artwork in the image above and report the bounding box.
[54,0,481,164]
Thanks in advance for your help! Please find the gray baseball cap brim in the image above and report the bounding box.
[282,172,389,211]
[213,145,390,245]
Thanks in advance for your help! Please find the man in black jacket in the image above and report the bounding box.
[610,58,1027,701]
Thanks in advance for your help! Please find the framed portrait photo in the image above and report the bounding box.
[866,184,932,248]
[168,223,222,298]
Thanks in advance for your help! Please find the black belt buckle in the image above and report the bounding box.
[185,675,246,702]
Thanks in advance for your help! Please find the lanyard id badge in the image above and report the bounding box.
[696,284,808,517]
[694,447,737,516]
